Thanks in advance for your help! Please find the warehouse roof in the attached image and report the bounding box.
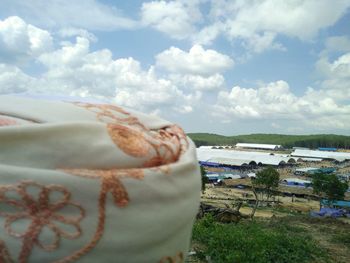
[207,157,253,166]
[197,148,295,166]
[236,143,282,150]
[291,149,350,162]
[282,178,312,184]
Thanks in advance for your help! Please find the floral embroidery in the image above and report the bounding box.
[0,103,190,262]
[107,124,152,158]
[72,102,143,128]
[0,240,13,263]
[73,102,189,168]
[63,169,144,207]
[34,168,144,263]
[0,181,85,263]
[159,252,184,263]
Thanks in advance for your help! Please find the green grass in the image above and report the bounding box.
[192,214,329,263]
[331,233,350,248]
[188,133,350,149]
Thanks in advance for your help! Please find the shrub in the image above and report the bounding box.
[331,233,350,248]
[192,215,328,263]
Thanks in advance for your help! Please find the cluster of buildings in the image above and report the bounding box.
[198,143,350,187]
[198,143,350,169]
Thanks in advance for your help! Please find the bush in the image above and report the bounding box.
[192,214,328,263]
[331,233,350,248]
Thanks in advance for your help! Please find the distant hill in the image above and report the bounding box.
[187,133,350,149]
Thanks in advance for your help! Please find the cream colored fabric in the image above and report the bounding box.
[0,95,201,263]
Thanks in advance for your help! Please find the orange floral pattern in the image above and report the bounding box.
[0,181,85,263]
[73,102,189,167]
[0,240,13,263]
[107,124,152,158]
[73,102,143,128]
[62,168,144,207]
[55,103,190,262]
[0,102,191,262]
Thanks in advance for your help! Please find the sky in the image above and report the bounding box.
[0,0,350,135]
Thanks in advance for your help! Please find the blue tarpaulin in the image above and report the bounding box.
[199,161,220,167]
[321,199,350,208]
[318,147,337,151]
[310,207,349,218]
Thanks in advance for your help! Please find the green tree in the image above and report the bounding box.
[200,166,209,194]
[312,173,348,206]
[252,166,280,201]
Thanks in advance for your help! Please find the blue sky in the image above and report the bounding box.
[0,0,350,135]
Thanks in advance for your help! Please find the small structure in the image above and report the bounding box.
[281,178,312,187]
[321,199,350,209]
[294,167,319,176]
[235,143,282,151]
[199,161,221,167]
[247,172,256,178]
[206,172,242,183]
[318,147,337,151]
[294,167,336,176]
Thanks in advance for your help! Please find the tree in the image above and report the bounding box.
[252,166,280,201]
[312,173,348,206]
[200,166,209,194]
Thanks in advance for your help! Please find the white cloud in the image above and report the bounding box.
[325,36,350,52]
[37,37,185,108]
[330,53,350,78]
[155,44,231,93]
[156,45,233,75]
[195,0,350,53]
[0,0,136,30]
[39,37,90,68]
[0,64,34,93]
[141,0,202,39]
[58,27,97,42]
[0,11,349,134]
[315,51,350,101]
[213,79,350,130]
[169,73,225,91]
[0,16,52,62]
[0,34,198,115]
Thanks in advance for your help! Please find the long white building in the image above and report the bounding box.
[235,143,283,150]
[291,149,350,162]
[197,148,296,166]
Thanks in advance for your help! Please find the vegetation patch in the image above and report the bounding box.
[192,214,329,263]
[188,133,350,149]
[331,233,350,248]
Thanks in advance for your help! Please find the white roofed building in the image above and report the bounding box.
[291,149,350,162]
[197,148,295,167]
[281,178,312,187]
[236,143,282,150]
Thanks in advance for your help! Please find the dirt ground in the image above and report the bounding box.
[192,184,350,263]
[202,186,321,218]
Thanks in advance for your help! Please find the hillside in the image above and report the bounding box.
[188,133,350,149]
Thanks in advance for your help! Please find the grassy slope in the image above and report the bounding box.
[188,133,350,148]
[192,214,350,263]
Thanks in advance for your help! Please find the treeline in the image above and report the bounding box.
[188,133,350,149]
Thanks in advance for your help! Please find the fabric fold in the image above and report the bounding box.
[0,95,201,263]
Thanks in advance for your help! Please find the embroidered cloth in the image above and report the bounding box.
[0,95,201,263]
